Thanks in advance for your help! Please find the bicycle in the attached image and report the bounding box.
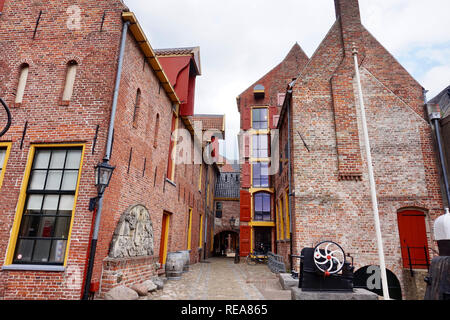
[246,250,268,265]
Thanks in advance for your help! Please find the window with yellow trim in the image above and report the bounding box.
[12,147,83,265]
[0,144,11,188]
[284,192,290,239]
[187,208,193,250]
[199,214,203,248]
[252,108,268,130]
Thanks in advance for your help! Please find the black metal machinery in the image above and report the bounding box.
[0,98,12,138]
[298,241,354,292]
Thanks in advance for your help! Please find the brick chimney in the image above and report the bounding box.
[334,0,364,55]
[331,0,366,181]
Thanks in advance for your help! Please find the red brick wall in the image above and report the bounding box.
[288,0,442,299]
[0,0,216,299]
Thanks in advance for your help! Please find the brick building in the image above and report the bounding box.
[0,0,223,299]
[237,43,309,258]
[238,0,443,299]
[277,0,442,299]
[213,160,240,256]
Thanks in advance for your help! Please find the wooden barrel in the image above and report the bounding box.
[165,252,184,280]
[424,256,450,300]
[179,250,191,273]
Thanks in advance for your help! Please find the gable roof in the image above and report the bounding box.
[155,46,202,76]
[429,86,450,118]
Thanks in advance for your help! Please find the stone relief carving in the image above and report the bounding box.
[109,204,154,259]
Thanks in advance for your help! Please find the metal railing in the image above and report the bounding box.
[402,245,430,276]
[267,252,286,274]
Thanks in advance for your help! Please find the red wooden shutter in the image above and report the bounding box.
[0,0,5,13]
[240,190,251,222]
[269,106,278,129]
[241,162,251,188]
[240,226,251,257]
[397,210,429,269]
[242,108,251,131]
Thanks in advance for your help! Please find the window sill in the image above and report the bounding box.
[2,264,65,272]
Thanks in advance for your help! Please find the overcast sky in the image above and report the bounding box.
[124,0,450,160]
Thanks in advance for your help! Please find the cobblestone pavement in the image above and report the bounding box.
[146,257,291,300]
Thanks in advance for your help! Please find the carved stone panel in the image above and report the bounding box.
[109,204,154,259]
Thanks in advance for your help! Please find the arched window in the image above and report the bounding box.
[16,63,29,104]
[62,60,78,102]
[254,192,271,221]
[153,113,160,148]
[132,89,141,128]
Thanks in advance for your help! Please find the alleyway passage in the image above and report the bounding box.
[147,257,291,300]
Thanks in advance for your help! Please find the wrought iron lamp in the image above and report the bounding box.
[95,158,115,195]
[229,216,236,230]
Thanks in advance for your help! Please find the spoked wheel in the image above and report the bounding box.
[246,254,256,266]
[313,241,346,276]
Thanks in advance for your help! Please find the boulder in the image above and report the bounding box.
[104,285,139,300]
[131,283,149,296]
[152,277,165,290]
[142,280,158,292]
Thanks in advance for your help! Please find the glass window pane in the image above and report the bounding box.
[50,240,67,263]
[29,170,47,190]
[33,150,51,169]
[42,195,59,215]
[45,170,63,190]
[65,150,82,169]
[262,194,271,212]
[38,216,55,238]
[54,217,71,239]
[49,150,66,169]
[0,148,6,169]
[32,240,52,263]
[61,171,78,191]
[15,239,34,262]
[59,195,74,215]
[26,194,44,212]
[19,215,41,237]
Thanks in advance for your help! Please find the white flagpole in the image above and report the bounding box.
[352,44,390,300]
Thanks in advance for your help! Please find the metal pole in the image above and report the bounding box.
[352,45,390,300]
[82,20,129,300]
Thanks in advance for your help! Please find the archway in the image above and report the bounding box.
[213,230,239,257]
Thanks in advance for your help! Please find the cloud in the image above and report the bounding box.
[123,0,450,158]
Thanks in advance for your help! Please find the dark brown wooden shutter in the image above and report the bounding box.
[240,190,251,222]
[239,226,252,257]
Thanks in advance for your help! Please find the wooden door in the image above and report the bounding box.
[397,210,429,269]
[240,226,251,257]
[159,213,170,265]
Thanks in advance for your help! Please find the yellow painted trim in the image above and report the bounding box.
[284,190,290,240]
[122,12,180,104]
[275,201,280,241]
[199,214,203,248]
[278,198,284,240]
[5,143,85,266]
[187,208,193,250]
[249,221,276,227]
[249,187,274,194]
[0,142,12,190]
[198,164,203,191]
[162,213,171,265]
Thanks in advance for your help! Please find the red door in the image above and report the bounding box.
[397,210,429,269]
[240,226,251,257]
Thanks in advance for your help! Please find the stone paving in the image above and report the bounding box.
[146,257,291,300]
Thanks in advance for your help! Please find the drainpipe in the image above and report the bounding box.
[428,105,450,207]
[286,86,294,273]
[82,20,130,300]
[203,164,209,260]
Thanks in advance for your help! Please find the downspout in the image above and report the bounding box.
[286,87,294,273]
[203,164,209,260]
[82,20,130,300]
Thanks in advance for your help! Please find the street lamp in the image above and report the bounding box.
[95,158,116,195]
[83,158,115,300]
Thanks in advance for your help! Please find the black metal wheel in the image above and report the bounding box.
[246,253,256,266]
[0,98,12,138]
[313,241,346,275]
